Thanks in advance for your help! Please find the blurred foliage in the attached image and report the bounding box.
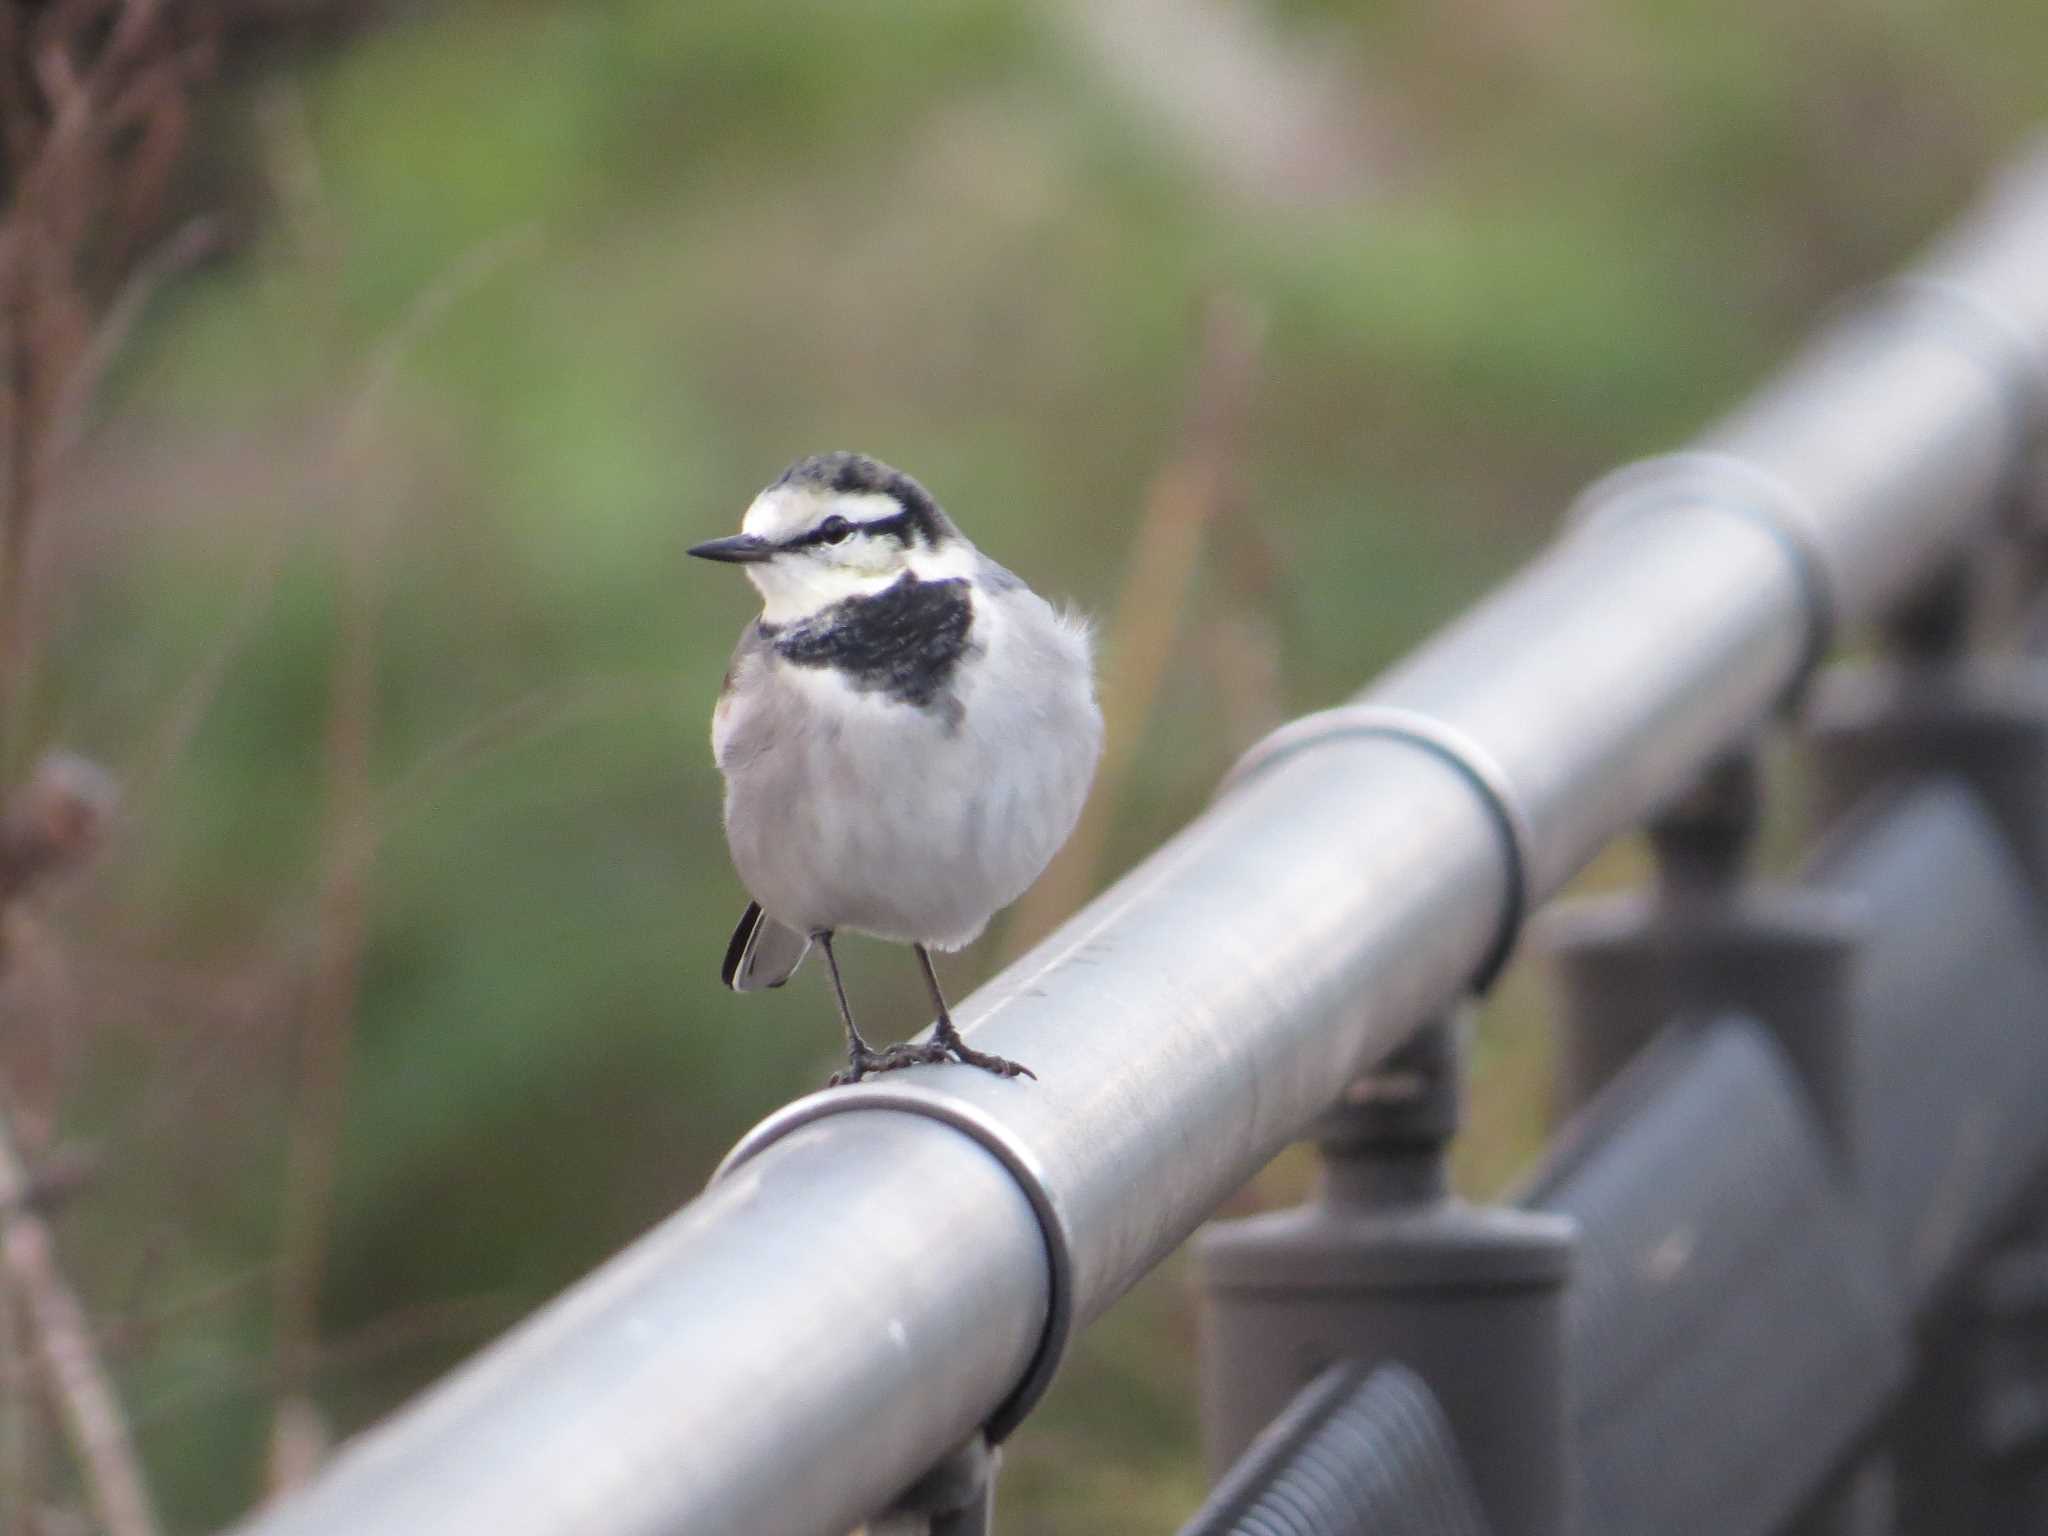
[7,0,2045,1529]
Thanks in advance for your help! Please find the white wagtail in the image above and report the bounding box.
[690,452,1103,1085]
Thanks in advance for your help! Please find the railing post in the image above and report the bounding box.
[1537,746,1882,1533]
[1802,552,2048,1534]
[1540,748,1862,1154]
[1806,554,2048,887]
[1969,1246,2048,1533]
[1192,1012,1576,1536]
[863,1437,998,1536]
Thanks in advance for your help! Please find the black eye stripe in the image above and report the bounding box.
[781,509,919,551]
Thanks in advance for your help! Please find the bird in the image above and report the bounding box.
[690,452,1103,1085]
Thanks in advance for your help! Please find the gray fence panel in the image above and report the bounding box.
[1525,1018,1904,1536]
[1806,779,2048,1305]
[1177,1363,1493,1536]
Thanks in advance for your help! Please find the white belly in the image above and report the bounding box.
[718,593,1102,946]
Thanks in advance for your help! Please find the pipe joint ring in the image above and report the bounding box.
[1571,449,1836,690]
[1218,704,1535,991]
[1886,273,2048,445]
[715,1087,1074,1443]
[1884,274,2048,538]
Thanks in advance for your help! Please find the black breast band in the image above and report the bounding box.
[768,574,974,710]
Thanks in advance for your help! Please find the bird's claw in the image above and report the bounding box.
[827,1040,944,1087]
[938,1041,1035,1079]
[826,1032,1035,1086]
[931,1025,1036,1081]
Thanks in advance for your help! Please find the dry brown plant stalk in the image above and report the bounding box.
[254,85,370,1496]
[265,499,374,1495]
[0,754,155,1536]
[1003,295,1265,957]
[259,89,540,1492]
[0,5,225,1531]
[0,1118,151,1536]
[1,0,218,765]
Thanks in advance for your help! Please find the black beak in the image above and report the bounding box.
[687,533,775,565]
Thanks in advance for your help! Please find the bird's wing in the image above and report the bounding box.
[712,621,778,770]
[720,901,812,991]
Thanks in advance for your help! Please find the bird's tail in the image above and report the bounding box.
[720,901,812,991]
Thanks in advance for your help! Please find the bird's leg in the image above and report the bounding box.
[915,944,1035,1081]
[820,932,928,1086]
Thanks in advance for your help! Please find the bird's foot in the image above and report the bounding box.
[825,1025,1036,1086]
[930,1020,1036,1081]
[827,1040,946,1087]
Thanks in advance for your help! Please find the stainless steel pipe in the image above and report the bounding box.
[231,141,2048,1536]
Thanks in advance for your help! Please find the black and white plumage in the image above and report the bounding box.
[690,452,1103,1084]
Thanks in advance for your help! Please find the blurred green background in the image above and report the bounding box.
[13,0,2047,1529]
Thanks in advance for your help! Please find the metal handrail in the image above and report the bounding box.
[230,140,2048,1536]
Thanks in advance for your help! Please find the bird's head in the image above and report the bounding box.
[690,453,968,624]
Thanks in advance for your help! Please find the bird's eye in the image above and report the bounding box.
[819,515,854,545]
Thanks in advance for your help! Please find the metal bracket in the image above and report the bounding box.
[1217,704,1535,992]
[715,1085,1075,1444]
[867,1434,999,1536]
